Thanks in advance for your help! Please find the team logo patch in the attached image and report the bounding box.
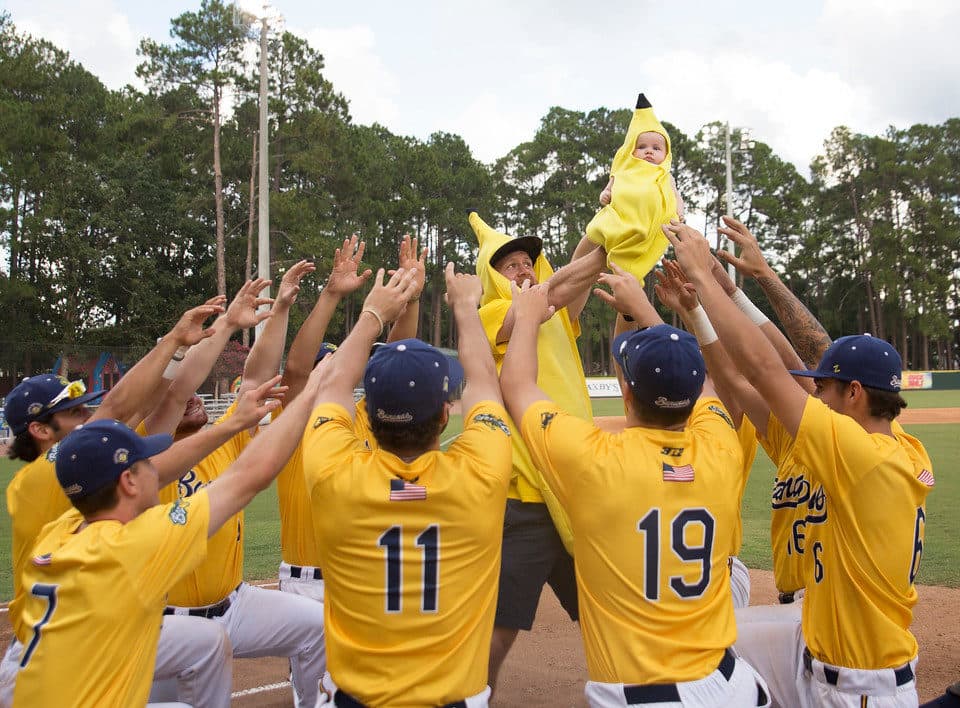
[707,404,735,429]
[540,411,558,429]
[168,498,189,525]
[832,363,841,373]
[113,448,130,465]
[473,413,511,436]
[27,402,43,416]
[312,415,334,429]
[890,374,902,389]
[45,443,59,463]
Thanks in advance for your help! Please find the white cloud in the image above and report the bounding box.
[300,24,400,128]
[9,0,142,90]
[448,91,542,164]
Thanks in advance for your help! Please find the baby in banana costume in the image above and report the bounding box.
[582,93,684,285]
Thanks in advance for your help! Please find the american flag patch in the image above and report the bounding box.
[32,553,52,566]
[917,469,935,487]
[390,478,427,501]
[662,462,695,482]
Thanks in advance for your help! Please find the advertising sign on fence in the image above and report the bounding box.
[585,377,623,398]
[901,371,933,390]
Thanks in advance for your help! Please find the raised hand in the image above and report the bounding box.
[443,262,482,309]
[395,234,427,301]
[716,216,771,279]
[662,220,714,283]
[653,261,698,314]
[169,296,226,346]
[275,259,317,309]
[362,268,420,327]
[225,278,274,330]
[709,254,738,296]
[509,278,554,324]
[232,375,287,429]
[593,262,646,315]
[326,235,373,296]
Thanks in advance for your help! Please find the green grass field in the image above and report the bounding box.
[1,388,957,601]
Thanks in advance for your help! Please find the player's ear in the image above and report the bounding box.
[117,467,138,497]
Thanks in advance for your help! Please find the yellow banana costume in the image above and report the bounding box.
[471,211,593,555]
[585,93,678,284]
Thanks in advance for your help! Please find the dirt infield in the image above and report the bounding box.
[225,569,957,705]
[595,407,960,432]
[0,569,953,705]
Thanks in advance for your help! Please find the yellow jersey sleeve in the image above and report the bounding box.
[302,402,363,485]
[446,402,514,486]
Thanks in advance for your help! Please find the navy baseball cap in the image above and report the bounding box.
[56,419,173,499]
[789,334,902,392]
[612,325,705,410]
[314,342,338,363]
[363,338,465,425]
[5,375,106,436]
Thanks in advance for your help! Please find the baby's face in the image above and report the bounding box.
[632,131,668,165]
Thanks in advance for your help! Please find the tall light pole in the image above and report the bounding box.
[256,12,270,335]
[708,122,753,278]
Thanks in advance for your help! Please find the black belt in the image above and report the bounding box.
[802,649,914,687]
[163,596,231,619]
[334,689,466,708]
[623,649,735,704]
[289,565,323,580]
[778,591,796,604]
[163,583,241,619]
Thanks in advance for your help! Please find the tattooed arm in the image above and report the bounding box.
[716,216,832,368]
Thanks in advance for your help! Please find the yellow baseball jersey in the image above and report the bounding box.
[13,492,210,707]
[759,412,815,594]
[6,447,72,639]
[159,401,252,606]
[732,415,758,555]
[302,401,512,707]
[277,399,374,566]
[520,397,745,684]
[792,397,932,669]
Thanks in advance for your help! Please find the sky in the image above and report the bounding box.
[3,0,960,176]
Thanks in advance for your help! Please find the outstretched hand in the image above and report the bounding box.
[225,278,274,330]
[326,235,373,296]
[653,261,698,314]
[509,278,554,325]
[443,262,482,309]
[593,262,646,315]
[393,234,428,301]
[362,267,420,326]
[233,375,287,429]
[275,259,317,309]
[716,216,770,279]
[661,220,714,283]
[169,296,227,346]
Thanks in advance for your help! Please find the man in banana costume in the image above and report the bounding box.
[580,93,684,285]
[469,211,606,689]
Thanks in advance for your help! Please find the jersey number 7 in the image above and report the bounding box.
[20,583,58,668]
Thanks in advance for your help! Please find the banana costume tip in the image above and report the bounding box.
[636,93,652,109]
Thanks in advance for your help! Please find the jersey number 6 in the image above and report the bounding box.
[637,508,715,601]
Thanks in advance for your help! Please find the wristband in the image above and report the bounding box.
[687,305,719,346]
[361,308,385,337]
[731,288,770,326]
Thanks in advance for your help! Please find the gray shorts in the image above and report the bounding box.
[494,499,579,630]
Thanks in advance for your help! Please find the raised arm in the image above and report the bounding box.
[666,222,808,437]
[594,261,665,327]
[386,234,427,342]
[499,280,556,425]
[717,216,832,368]
[315,268,420,415]
[548,242,607,321]
[204,364,324,536]
[94,301,224,426]
[281,236,371,405]
[444,263,501,411]
[143,279,273,435]
[151,376,286,487]
[241,260,316,393]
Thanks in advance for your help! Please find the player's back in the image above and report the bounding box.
[13,495,210,707]
[306,401,512,708]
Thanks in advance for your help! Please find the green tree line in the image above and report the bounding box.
[1,2,958,390]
